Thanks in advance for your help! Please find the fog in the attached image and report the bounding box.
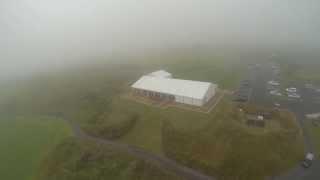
[1,0,319,80]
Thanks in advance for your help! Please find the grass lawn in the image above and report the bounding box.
[149,56,246,89]
[0,116,71,180]
[306,120,320,156]
[162,98,304,180]
[113,96,213,154]
[112,93,304,179]
[276,59,320,86]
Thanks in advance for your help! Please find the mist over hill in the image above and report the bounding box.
[1,0,320,81]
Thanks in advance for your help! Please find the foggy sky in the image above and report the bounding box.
[1,0,319,80]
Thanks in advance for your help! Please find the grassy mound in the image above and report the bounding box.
[82,110,139,139]
[162,99,304,180]
[113,96,214,154]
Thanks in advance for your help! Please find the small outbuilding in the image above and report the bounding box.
[246,115,266,128]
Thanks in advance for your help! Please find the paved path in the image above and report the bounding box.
[65,119,215,180]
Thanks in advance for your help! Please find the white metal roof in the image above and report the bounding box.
[132,75,216,99]
[148,70,172,78]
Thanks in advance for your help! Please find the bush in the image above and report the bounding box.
[83,112,139,140]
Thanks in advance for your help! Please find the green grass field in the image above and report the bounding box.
[306,120,320,156]
[113,96,213,154]
[1,54,290,180]
[137,54,246,89]
[275,58,320,86]
[163,98,304,180]
[112,94,304,180]
[0,116,71,180]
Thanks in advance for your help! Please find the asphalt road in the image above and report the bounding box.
[65,118,215,180]
[249,63,320,180]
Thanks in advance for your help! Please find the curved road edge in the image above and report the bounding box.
[64,119,215,180]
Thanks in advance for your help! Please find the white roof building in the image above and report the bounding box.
[147,70,172,78]
[131,73,217,106]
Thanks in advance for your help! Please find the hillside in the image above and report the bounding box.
[0,56,304,180]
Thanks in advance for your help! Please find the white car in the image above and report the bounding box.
[302,153,315,168]
[268,80,280,86]
[270,90,282,96]
[286,87,297,93]
[288,93,301,98]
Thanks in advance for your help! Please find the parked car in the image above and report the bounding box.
[288,93,301,98]
[286,87,297,93]
[301,153,315,168]
[270,90,282,96]
[268,80,280,86]
[274,103,280,107]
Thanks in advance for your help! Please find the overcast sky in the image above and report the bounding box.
[0,0,319,80]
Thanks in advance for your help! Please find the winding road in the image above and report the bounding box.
[65,119,215,180]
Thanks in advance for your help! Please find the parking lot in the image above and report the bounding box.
[247,62,320,180]
[233,79,253,102]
